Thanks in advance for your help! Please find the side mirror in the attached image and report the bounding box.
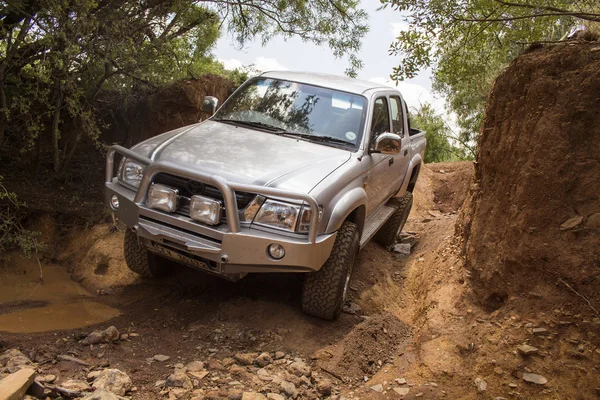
[201,96,219,115]
[373,132,402,155]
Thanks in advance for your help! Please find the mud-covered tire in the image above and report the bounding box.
[123,230,168,278]
[375,192,413,247]
[302,221,359,320]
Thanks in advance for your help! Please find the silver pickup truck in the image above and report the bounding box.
[105,71,426,319]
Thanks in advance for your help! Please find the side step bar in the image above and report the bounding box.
[359,205,396,249]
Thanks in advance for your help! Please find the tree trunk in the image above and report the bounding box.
[0,75,7,148]
[51,91,63,174]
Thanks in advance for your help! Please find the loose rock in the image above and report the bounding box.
[255,353,273,367]
[242,393,267,400]
[280,380,297,397]
[288,361,311,377]
[391,243,411,256]
[186,361,205,372]
[394,387,410,396]
[0,368,36,400]
[92,369,133,395]
[474,378,487,393]
[234,353,256,366]
[61,379,91,392]
[166,370,193,390]
[517,344,539,356]
[370,383,383,392]
[154,354,171,362]
[80,388,124,400]
[522,373,548,385]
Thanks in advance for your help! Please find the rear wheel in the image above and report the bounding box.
[301,221,359,320]
[123,230,168,277]
[375,192,413,247]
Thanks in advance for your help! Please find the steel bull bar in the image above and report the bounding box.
[105,145,321,243]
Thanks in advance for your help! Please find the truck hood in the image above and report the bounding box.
[132,120,352,193]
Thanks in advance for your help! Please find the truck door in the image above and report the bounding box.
[364,96,393,214]
[388,95,411,193]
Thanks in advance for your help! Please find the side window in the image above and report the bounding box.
[370,97,390,138]
[390,96,404,136]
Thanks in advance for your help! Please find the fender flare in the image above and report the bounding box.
[396,153,423,195]
[325,187,368,236]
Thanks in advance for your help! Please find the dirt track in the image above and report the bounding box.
[0,162,475,399]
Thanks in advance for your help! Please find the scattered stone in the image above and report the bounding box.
[280,381,297,397]
[395,378,407,385]
[393,387,410,396]
[188,370,209,380]
[509,383,517,388]
[0,349,33,373]
[560,215,584,230]
[587,213,600,228]
[82,326,120,345]
[0,368,36,400]
[36,374,56,383]
[229,364,247,377]
[255,353,273,367]
[370,383,383,392]
[267,394,285,400]
[208,359,226,370]
[229,389,243,400]
[517,344,540,356]
[532,328,548,335]
[256,368,272,381]
[288,360,311,377]
[274,352,285,360]
[82,331,105,345]
[61,379,91,392]
[234,353,256,366]
[174,363,184,369]
[57,354,90,366]
[92,369,133,395]
[474,378,487,393]
[342,302,362,315]
[186,361,205,372]
[168,388,189,399]
[494,367,504,375]
[391,243,411,256]
[154,354,171,362]
[316,379,332,396]
[166,369,193,390]
[522,373,548,385]
[494,398,508,400]
[87,371,102,382]
[242,393,267,400]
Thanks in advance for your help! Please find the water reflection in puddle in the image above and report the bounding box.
[0,257,120,333]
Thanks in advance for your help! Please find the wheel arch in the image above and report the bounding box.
[325,187,367,238]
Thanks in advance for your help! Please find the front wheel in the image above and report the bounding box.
[301,221,360,320]
[123,230,168,278]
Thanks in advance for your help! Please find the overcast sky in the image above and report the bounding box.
[213,1,449,117]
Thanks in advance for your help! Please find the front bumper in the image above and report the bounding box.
[105,146,336,276]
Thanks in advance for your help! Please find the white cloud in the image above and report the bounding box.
[219,58,244,70]
[253,57,288,72]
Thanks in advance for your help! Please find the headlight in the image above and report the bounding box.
[190,195,222,225]
[254,200,300,232]
[147,184,178,212]
[297,205,323,233]
[119,159,145,188]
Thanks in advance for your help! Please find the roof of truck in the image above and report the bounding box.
[259,71,392,95]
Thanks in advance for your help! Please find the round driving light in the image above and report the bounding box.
[268,243,285,260]
[110,195,120,210]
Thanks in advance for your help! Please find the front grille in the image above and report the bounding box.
[153,173,255,218]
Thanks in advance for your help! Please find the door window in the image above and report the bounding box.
[390,96,404,136]
[370,97,390,138]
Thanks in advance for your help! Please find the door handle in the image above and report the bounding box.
[388,158,394,166]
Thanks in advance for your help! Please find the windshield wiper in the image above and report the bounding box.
[282,132,353,146]
[213,118,285,132]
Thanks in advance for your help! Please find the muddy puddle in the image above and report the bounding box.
[0,256,120,333]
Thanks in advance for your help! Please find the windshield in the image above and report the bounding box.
[213,78,366,147]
